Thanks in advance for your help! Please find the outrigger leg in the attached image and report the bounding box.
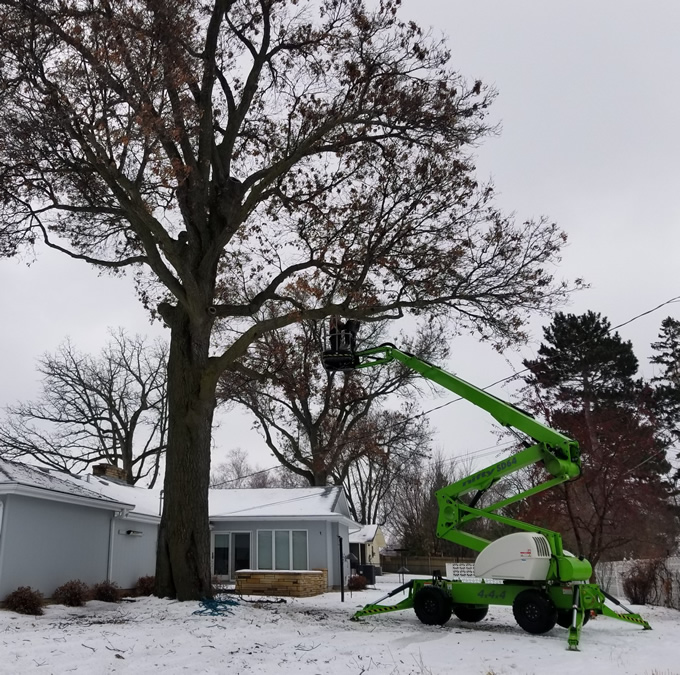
[566,585,589,651]
[352,580,415,620]
[568,584,651,650]
[599,589,652,630]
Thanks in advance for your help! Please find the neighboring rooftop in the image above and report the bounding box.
[349,524,380,544]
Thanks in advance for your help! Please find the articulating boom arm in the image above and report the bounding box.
[323,342,582,555]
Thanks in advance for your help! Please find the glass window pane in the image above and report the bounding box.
[233,533,251,571]
[214,534,229,576]
[275,530,290,570]
[292,531,307,570]
[258,531,272,570]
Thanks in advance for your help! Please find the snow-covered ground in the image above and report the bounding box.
[1,575,677,675]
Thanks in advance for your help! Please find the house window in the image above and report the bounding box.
[257,530,308,571]
[214,534,230,576]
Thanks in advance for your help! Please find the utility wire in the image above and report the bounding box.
[213,295,680,487]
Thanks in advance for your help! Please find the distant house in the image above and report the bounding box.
[0,459,357,599]
[349,524,386,567]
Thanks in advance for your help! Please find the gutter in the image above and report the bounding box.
[0,484,134,513]
[210,513,358,528]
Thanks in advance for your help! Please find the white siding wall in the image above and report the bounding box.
[110,517,158,589]
[0,494,113,598]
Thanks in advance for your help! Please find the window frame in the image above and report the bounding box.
[256,528,309,571]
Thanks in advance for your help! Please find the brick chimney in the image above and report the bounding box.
[93,464,127,481]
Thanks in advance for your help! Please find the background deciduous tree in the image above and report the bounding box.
[219,319,442,489]
[211,447,301,487]
[388,450,515,558]
[0,0,575,599]
[0,330,167,486]
[210,446,305,488]
[388,451,456,557]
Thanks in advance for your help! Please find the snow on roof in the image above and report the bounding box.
[70,481,348,521]
[62,473,163,519]
[209,486,346,519]
[0,458,129,507]
[349,524,380,544]
[0,459,355,524]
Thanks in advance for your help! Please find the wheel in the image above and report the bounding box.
[453,605,489,623]
[556,608,591,629]
[512,589,557,634]
[413,586,453,626]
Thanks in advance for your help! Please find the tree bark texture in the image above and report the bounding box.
[155,308,216,600]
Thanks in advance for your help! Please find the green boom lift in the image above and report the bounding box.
[322,329,650,650]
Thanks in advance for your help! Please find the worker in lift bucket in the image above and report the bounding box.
[328,316,343,352]
[344,319,360,353]
[328,317,360,354]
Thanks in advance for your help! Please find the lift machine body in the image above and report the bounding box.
[322,335,650,650]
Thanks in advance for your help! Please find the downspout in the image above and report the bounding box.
[0,500,7,589]
[107,510,119,582]
[325,522,333,590]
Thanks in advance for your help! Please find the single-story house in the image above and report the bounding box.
[0,459,357,599]
[349,524,386,567]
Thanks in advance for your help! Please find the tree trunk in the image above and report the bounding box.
[155,306,216,600]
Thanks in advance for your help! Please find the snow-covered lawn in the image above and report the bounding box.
[1,575,677,674]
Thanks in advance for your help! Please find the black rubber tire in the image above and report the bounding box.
[413,586,453,626]
[556,608,591,629]
[453,605,489,623]
[512,589,557,634]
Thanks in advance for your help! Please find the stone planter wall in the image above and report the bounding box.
[235,568,328,597]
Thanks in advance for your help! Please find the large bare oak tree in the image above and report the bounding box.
[0,0,574,599]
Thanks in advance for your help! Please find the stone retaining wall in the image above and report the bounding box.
[235,569,328,597]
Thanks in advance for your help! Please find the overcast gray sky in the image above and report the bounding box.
[1,0,679,474]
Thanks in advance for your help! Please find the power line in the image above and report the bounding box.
[213,294,680,487]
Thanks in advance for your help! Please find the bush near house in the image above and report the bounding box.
[135,576,155,597]
[4,586,44,615]
[347,575,368,591]
[622,558,674,606]
[53,580,90,607]
[92,580,121,603]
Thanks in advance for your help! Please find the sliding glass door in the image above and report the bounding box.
[212,532,251,580]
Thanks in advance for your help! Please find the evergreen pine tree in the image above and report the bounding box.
[523,310,638,407]
[518,311,678,568]
[650,317,680,478]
